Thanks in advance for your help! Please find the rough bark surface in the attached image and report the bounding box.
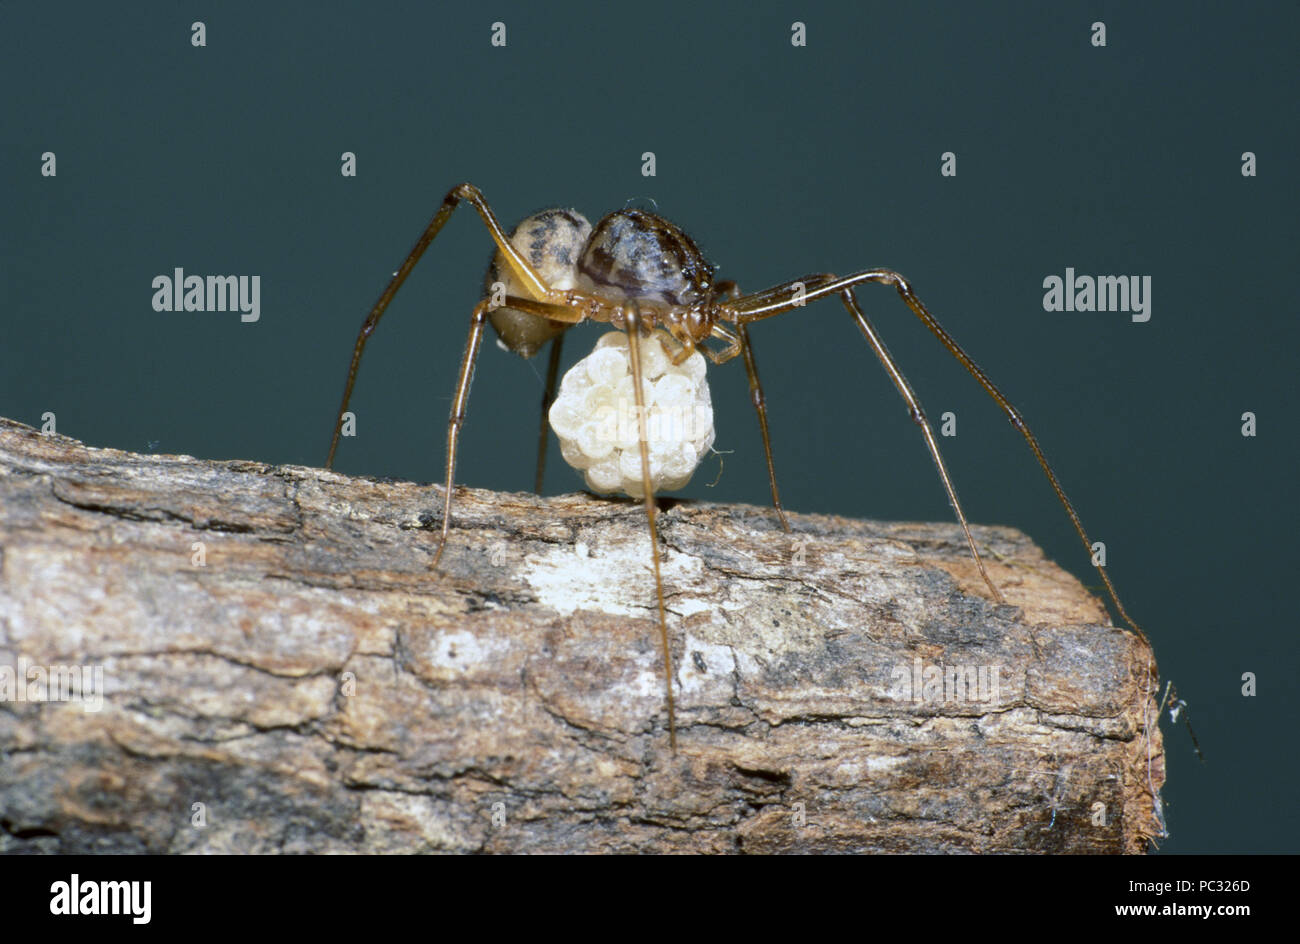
[0,417,1165,853]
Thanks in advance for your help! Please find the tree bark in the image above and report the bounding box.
[0,416,1165,853]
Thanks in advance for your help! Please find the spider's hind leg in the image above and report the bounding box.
[327,182,558,470]
[433,295,585,568]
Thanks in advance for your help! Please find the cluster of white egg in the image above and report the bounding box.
[548,331,715,498]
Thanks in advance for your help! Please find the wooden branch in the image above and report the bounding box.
[0,416,1165,853]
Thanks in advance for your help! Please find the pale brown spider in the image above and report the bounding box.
[326,182,1146,751]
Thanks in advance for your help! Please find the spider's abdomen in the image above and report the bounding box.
[577,210,715,307]
[486,207,592,358]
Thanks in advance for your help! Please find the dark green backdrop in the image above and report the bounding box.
[3,1,1296,853]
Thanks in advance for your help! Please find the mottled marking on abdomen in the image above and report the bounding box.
[485,207,592,358]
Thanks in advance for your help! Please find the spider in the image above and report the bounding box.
[325,182,1147,752]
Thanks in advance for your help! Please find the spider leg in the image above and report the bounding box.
[433,295,586,567]
[737,324,791,532]
[487,295,586,496]
[840,289,1003,602]
[661,329,695,364]
[624,306,677,752]
[432,299,491,567]
[708,324,791,532]
[535,334,565,494]
[704,324,741,363]
[729,273,841,315]
[728,268,1146,641]
[493,295,587,323]
[327,182,553,469]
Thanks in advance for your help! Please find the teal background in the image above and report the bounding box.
[2,1,1296,852]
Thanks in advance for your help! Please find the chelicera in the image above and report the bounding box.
[325,182,1147,751]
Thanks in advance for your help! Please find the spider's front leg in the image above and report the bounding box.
[721,273,1005,603]
[708,322,791,532]
[838,288,1006,603]
[725,269,1147,638]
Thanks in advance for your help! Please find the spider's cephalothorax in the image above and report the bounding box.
[577,209,716,309]
[486,206,720,358]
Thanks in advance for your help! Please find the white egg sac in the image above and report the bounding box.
[548,330,715,498]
